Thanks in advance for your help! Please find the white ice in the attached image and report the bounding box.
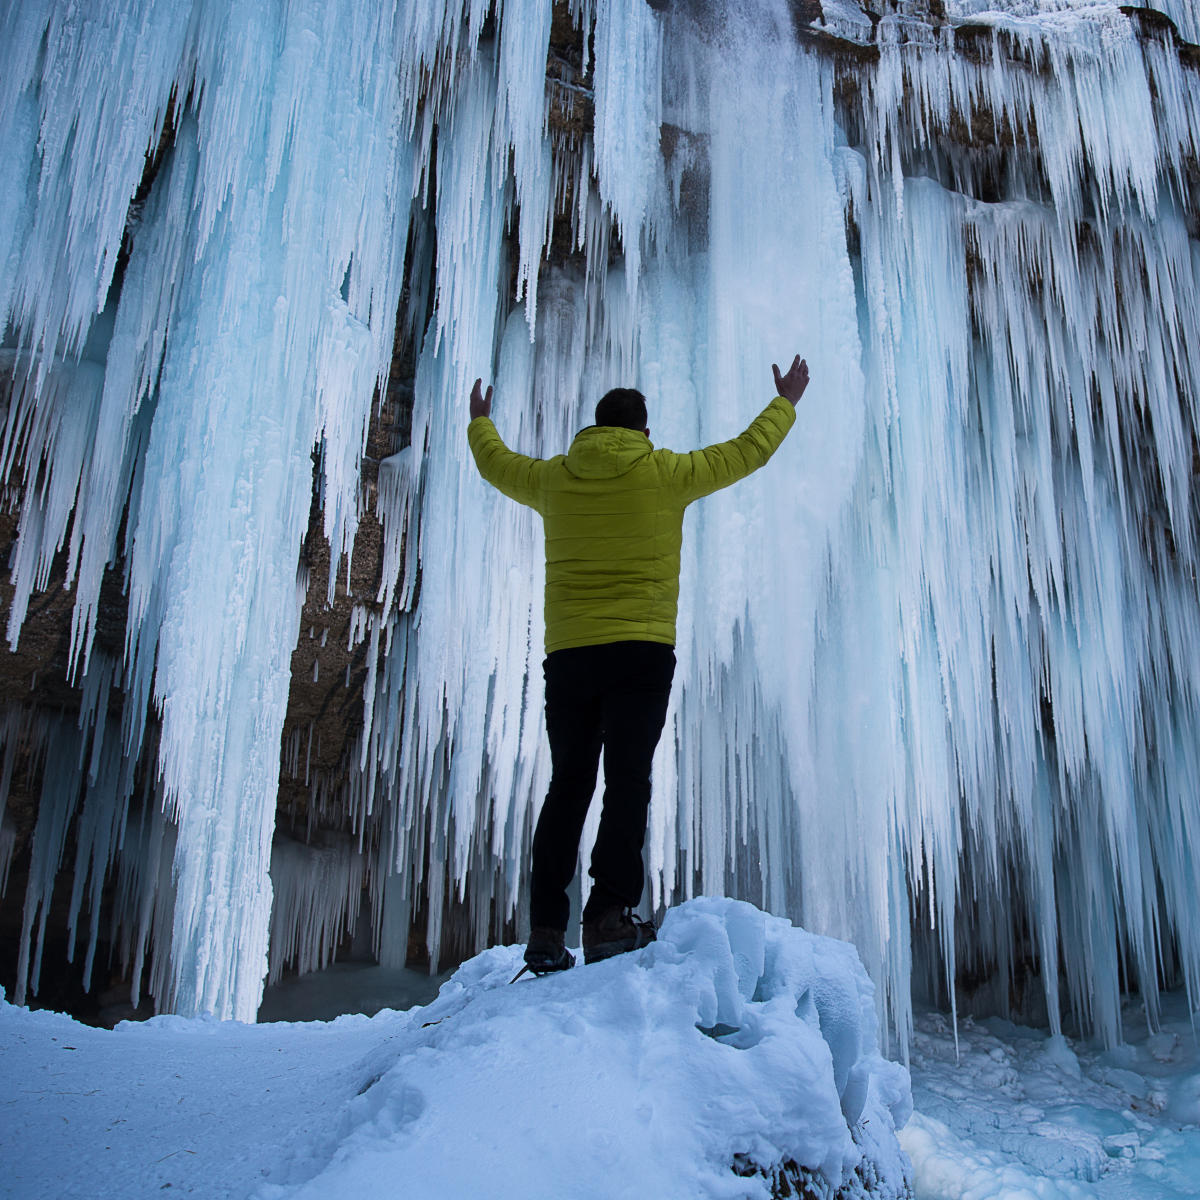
[902,993,1200,1198]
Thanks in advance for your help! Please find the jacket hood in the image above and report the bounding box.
[564,425,655,479]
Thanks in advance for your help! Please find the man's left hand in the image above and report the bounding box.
[772,356,809,406]
[470,378,493,420]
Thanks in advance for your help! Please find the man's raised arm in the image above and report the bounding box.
[467,378,547,511]
[670,355,809,504]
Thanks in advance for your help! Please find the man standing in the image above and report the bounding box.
[468,356,810,974]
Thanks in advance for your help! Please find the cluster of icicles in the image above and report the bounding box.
[1,0,1199,1047]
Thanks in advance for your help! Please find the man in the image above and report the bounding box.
[468,355,810,974]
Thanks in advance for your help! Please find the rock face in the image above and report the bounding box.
[2,0,1200,1045]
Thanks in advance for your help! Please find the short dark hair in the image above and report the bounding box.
[595,388,647,431]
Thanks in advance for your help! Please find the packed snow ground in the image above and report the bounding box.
[3,899,1199,1199]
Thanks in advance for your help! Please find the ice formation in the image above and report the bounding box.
[2,0,1200,1048]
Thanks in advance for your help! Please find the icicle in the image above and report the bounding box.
[108,788,177,1011]
[0,0,187,371]
[64,722,136,992]
[4,352,109,651]
[496,0,554,332]
[0,812,16,901]
[591,0,666,295]
[266,835,365,986]
[14,717,84,1005]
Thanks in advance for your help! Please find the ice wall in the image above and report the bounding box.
[1,0,419,1019]
[2,0,1199,1043]
[837,6,1200,1042]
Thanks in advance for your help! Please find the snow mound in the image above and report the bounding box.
[261,897,912,1199]
[0,898,910,1199]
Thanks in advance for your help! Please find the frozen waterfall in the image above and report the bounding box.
[1,0,1199,1045]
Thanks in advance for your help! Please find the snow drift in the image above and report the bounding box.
[0,899,912,1200]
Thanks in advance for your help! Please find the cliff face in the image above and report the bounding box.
[2,0,1200,1040]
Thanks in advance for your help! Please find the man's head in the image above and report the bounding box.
[595,388,648,433]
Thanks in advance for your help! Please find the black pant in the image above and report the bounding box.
[530,641,676,931]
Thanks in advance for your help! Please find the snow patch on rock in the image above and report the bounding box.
[261,897,912,1199]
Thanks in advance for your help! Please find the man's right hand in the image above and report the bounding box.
[772,356,809,406]
[470,378,493,420]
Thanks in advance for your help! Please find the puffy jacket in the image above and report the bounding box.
[468,395,796,652]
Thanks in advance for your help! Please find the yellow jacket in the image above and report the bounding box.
[468,395,796,652]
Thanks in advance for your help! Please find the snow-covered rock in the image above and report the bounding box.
[0,898,912,1200]
[262,897,913,1200]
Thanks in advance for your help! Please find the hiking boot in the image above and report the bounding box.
[524,926,575,975]
[582,907,657,965]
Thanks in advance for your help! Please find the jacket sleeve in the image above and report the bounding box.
[666,395,797,504]
[468,416,547,512]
